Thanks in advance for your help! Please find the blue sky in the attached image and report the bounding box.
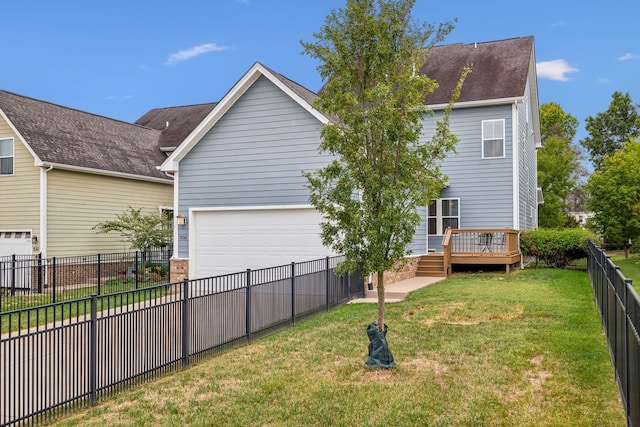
[3,0,639,149]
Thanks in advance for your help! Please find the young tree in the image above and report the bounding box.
[301,0,468,336]
[93,207,172,261]
[580,91,640,170]
[586,139,640,258]
[537,103,582,228]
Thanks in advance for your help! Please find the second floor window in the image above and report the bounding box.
[482,119,505,159]
[0,138,14,175]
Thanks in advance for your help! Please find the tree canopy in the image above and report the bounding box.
[537,103,583,228]
[586,139,640,257]
[580,91,640,170]
[301,0,468,331]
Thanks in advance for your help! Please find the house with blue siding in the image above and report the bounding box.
[160,36,541,281]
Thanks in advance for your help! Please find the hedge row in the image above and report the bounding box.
[520,228,599,268]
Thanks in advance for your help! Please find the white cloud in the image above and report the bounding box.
[536,59,578,81]
[166,43,229,65]
[619,52,640,61]
[598,77,611,84]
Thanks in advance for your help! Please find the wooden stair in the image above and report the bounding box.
[416,254,447,277]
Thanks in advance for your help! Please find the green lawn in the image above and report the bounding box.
[611,252,640,283]
[53,269,624,426]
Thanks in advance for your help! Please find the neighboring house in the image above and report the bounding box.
[566,210,595,228]
[161,36,542,281]
[0,91,179,258]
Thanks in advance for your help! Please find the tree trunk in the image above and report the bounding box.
[377,270,385,331]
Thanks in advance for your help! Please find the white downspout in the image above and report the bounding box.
[39,164,53,258]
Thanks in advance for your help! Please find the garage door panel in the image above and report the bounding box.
[192,208,336,279]
[0,231,32,257]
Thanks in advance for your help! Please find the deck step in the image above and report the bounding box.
[416,254,447,277]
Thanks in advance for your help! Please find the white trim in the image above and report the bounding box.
[481,119,506,159]
[428,96,525,111]
[512,104,520,230]
[0,108,43,165]
[427,198,460,236]
[41,162,172,184]
[160,62,329,173]
[0,137,15,176]
[172,172,181,258]
[39,166,50,257]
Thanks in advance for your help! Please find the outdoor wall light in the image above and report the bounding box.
[176,214,187,226]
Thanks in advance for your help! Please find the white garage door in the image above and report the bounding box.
[0,231,32,257]
[191,207,336,279]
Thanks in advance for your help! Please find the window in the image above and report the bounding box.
[428,199,459,235]
[0,138,14,175]
[482,119,505,159]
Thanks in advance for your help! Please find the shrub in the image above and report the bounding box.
[520,228,599,268]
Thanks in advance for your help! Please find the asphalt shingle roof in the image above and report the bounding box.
[421,36,534,105]
[135,103,217,150]
[0,90,168,180]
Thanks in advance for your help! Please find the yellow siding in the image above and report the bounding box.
[0,116,40,245]
[47,169,172,257]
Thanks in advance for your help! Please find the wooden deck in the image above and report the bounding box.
[420,228,521,276]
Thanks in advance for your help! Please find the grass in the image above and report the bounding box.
[52,269,624,426]
[611,252,640,283]
[1,283,173,333]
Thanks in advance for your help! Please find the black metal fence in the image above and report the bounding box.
[0,248,172,312]
[0,255,361,426]
[587,240,639,426]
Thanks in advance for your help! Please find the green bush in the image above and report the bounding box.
[520,228,599,268]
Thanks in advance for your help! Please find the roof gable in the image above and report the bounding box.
[0,90,169,181]
[160,62,328,172]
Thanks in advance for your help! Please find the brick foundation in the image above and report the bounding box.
[370,255,421,287]
[170,258,189,283]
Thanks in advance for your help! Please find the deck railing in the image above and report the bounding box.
[447,228,519,255]
[441,227,521,274]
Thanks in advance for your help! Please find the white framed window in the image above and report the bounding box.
[0,138,14,176]
[482,119,505,159]
[428,198,460,235]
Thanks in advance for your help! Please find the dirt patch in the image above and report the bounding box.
[412,301,525,326]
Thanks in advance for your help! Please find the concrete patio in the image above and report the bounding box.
[351,275,446,303]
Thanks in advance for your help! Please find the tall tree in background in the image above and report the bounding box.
[580,91,640,170]
[586,139,640,258]
[537,103,582,228]
[301,0,468,338]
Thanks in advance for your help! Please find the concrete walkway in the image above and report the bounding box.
[350,275,446,303]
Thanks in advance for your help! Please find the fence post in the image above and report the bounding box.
[135,252,139,290]
[37,253,43,293]
[291,262,296,326]
[326,256,330,312]
[89,294,98,406]
[52,257,57,304]
[182,278,190,368]
[246,269,252,344]
[10,254,16,296]
[97,254,101,295]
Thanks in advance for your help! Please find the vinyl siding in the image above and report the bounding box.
[47,169,172,257]
[177,76,332,257]
[518,78,539,230]
[423,105,514,252]
[0,116,40,243]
